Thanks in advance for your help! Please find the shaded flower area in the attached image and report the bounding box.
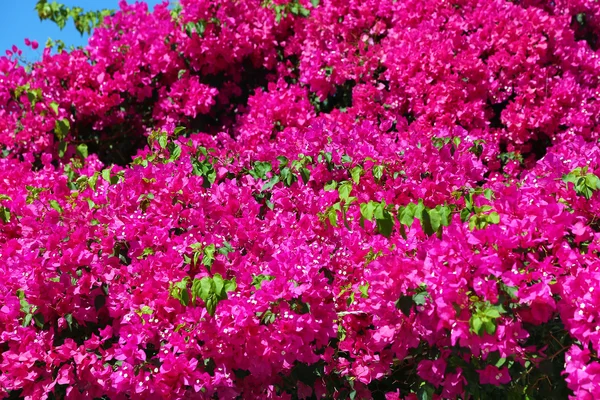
[2,0,600,398]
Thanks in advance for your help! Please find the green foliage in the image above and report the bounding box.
[183,243,218,272]
[396,284,429,316]
[35,0,113,36]
[184,20,206,38]
[169,277,190,306]
[250,161,273,180]
[76,143,88,159]
[456,188,500,230]
[373,200,395,237]
[262,0,311,23]
[372,164,385,181]
[359,283,369,298]
[469,301,506,336]
[101,167,122,185]
[350,165,363,184]
[252,274,275,289]
[25,185,48,204]
[432,136,461,150]
[17,289,44,329]
[54,118,70,140]
[189,274,237,316]
[563,166,600,200]
[0,206,10,223]
[49,200,63,213]
[0,194,11,223]
[190,146,217,188]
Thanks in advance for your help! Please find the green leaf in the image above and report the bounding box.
[468,215,478,231]
[299,167,310,184]
[277,156,289,168]
[259,309,276,325]
[65,313,74,330]
[168,143,182,161]
[191,157,216,188]
[158,135,168,149]
[338,181,352,202]
[213,273,225,297]
[324,180,338,191]
[88,172,99,191]
[413,200,425,221]
[398,222,407,239]
[587,174,600,190]
[201,244,216,269]
[417,382,435,400]
[420,209,434,236]
[76,143,88,159]
[398,203,416,226]
[251,274,274,289]
[326,206,338,227]
[137,247,155,259]
[217,241,234,256]
[396,295,413,317]
[470,316,483,335]
[359,283,369,298]
[279,167,296,186]
[360,202,375,221]
[58,141,67,158]
[346,291,355,306]
[23,313,33,327]
[250,161,272,180]
[374,203,394,238]
[427,208,441,234]
[33,313,45,329]
[170,277,190,306]
[180,286,190,306]
[199,277,213,302]
[350,166,362,184]
[190,278,202,304]
[438,205,452,226]
[262,175,280,191]
[49,102,60,115]
[205,294,218,316]
[54,118,70,140]
[223,278,236,294]
[488,212,500,224]
[484,308,502,319]
[483,188,494,200]
[0,206,11,223]
[372,164,384,181]
[413,291,428,306]
[483,319,496,335]
[191,274,236,315]
[101,169,112,184]
[500,283,518,299]
[460,207,471,223]
[49,200,63,213]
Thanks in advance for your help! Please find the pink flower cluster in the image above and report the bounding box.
[1,0,600,398]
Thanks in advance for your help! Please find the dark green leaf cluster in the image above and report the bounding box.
[35,0,113,35]
[169,274,237,316]
[563,166,600,200]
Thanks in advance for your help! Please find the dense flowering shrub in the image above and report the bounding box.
[2,0,600,398]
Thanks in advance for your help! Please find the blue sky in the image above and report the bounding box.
[0,0,166,62]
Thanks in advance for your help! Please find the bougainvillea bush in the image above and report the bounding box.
[3,0,600,398]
